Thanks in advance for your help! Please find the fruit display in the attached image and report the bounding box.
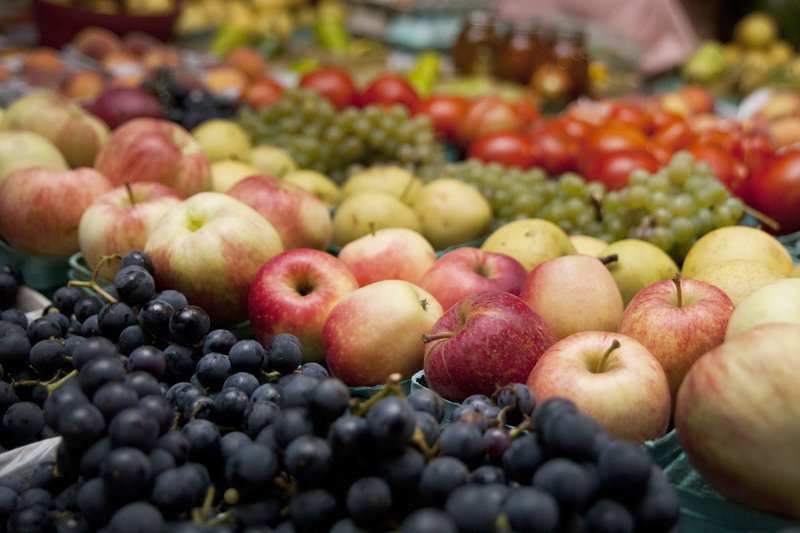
[0,251,682,531]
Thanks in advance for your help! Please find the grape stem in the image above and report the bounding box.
[409,426,439,460]
[742,204,780,232]
[191,485,216,524]
[509,416,532,438]
[596,339,621,373]
[351,373,405,416]
[68,253,120,303]
[672,272,683,308]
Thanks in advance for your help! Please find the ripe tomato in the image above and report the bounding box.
[650,119,696,152]
[748,149,800,234]
[685,143,748,196]
[607,99,652,132]
[511,98,542,126]
[454,96,525,149]
[695,127,742,154]
[579,122,649,168]
[359,73,420,109]
[413,95,469,141]
[528,120,579,175]
[738,131,775,173]
[467,131,534,168]
[582,148,661,191]
[298,65,358,110]
[241,76,283,109]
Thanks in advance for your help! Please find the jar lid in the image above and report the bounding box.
[465,10,493,27]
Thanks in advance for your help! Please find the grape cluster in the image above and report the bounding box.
[142,68,237,131]
[237,88,444,183]
[431,151,746,261]
[0,251,680,532]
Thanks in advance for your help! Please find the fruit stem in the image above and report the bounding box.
[590,190,604,222]
[368,221,376,236]
[596,339,621,373]
[743,204,780,232]
[672,272,683,308]
[410,426,438,460]
[192,485,216,524]
[46,369,79,394]
[421,332,454,343]
[598,254,618,266]
[509,416,532,438]
[124,181,136,206]
[351,373,405,416]
[400,175,416,204]
[68,280,118,304]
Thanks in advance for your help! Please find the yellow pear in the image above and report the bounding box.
[692,259,786,306]
[681,226,794,279]
[412,179,492,250]
[210,159,260,193]
[0,131,68,182]
[726,280,800,339]
[331,192,421,247]
[480,219,576,271]
[192,119,251,163]
[341,166,422,204]
[570,235,609,257]
[248,144,296,178]
[599,239,679,306]
[282,169,341,208]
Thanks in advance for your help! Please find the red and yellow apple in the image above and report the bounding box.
[0,167,112,256]
[519,254,624,340]
[323,280,443,386]
[418,247,527,312]
[95,118,212,197]
[618,275,735,401]
[227,175,332,251]
[424,291,556,402]
[338,228,436,287]
[527,331,671,442]
[249,249,359,363]
[78,181,183,280]
[675,323,800,519]
[144,192,283,324]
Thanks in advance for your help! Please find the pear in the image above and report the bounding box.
[341,166,422,204]
[192,119,251,162]
[598,239,679,306]
[210,159,260,193]
[248,144,296,178]
[681,226,794,279]
[0,131,68,182]
[412,178,492,250]
[282,169,341,208]
[331,191,421,247]
[693,259,786,306]
[569,235,608,257]
[480,218,575,271]
[726,280,800,339]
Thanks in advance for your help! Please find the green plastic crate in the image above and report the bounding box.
[0,239,70,296]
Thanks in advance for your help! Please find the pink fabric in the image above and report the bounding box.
[495,0,699,76]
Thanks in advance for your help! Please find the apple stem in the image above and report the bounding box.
[596,339,621,373]
[590,190,604,222]
[672,272,683,308]
[599,254,618,266]
[368,221,376,236]
[124,181,136,206]
[421,332,454,343]
[400,175,416,203]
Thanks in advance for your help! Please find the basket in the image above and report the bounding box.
[31,0,181,49]
[0,239,71,296]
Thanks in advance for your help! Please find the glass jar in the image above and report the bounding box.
[530,27,589,104]
[495,20,543,85]
[452,10,498,76]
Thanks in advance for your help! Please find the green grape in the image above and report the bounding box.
[626,184,648,209]
[574,210,595,230]
[649,226,675,251]
[670,216,696,243]
[683,175,707,195]
[712,205,735,228]
[497,204,517,220]
[695,161,715,177]
[670,194,695,217]
[647,172,671,194]
[513,193,540,215]
[557,219,575,233]
[559,173,587,197]
[645,190,669,211]
[603,191,621,213]
[602,214,626,240]
[722,196,745,223]
[667,151,695,185]
[628,168,650,187]
[693,208,715,235]
[652,207,673,227]
[564,197,587,220]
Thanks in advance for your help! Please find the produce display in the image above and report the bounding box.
[1,6,800,531]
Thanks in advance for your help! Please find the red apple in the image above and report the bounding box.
[144,192,283,324]
[94,118,212,197]
[249,249,359,363]
[323,280,443,386]
[78,182,183,280]
[337,228,436,287]
[675,323,800,519]
[418,247,527,312]
[519,254,625,340]
[424,291,556,402]
[526,331,671,442]
[228,175,332,251]
[0,167,112,256]
[618,275,735,402]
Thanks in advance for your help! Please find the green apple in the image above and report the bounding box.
[412,178,492,250]
[331,191,421,247]
[192,118,251,163]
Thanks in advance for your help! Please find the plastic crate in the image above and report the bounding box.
[0,239,71,295]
